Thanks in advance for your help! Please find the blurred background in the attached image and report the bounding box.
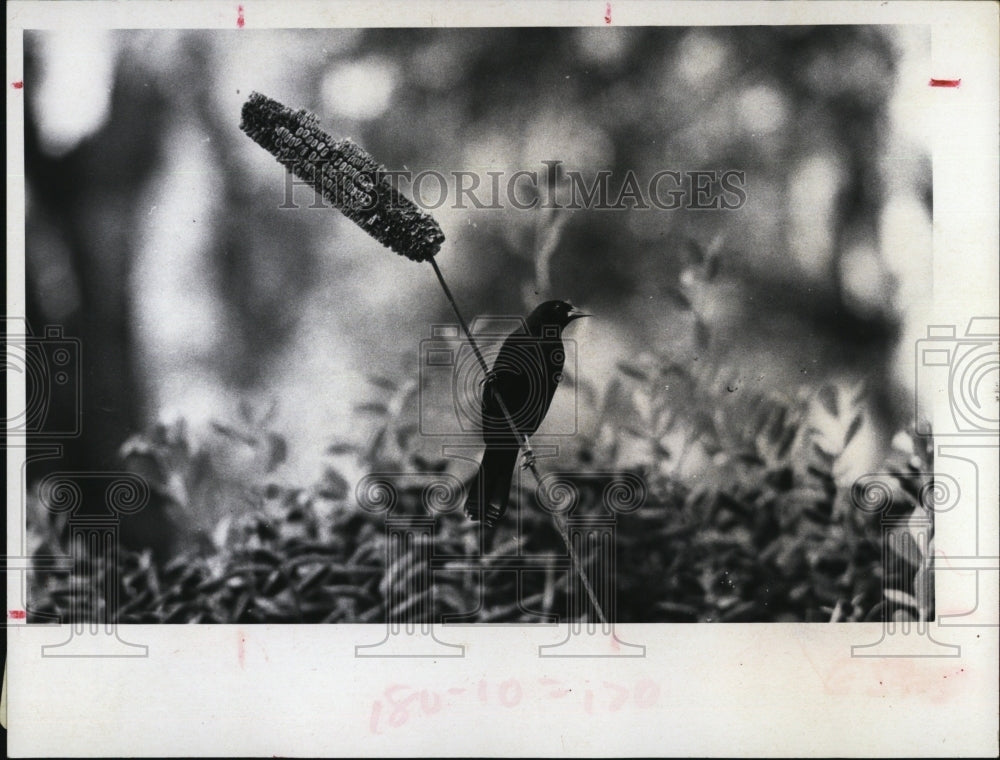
[23,26,936,622]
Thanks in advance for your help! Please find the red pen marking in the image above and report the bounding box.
[8,609,26,619]
[237,5,245,28]
[369,700,384,734]
[604,2,612,24]
[929,78,961,88]
[12,81,24,89]
[237,632,246,668]
[498,679,522,707]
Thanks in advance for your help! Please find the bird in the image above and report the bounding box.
[463,300,589,527]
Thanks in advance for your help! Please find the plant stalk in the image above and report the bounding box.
[428,257,609,627]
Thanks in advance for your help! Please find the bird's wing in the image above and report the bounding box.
[482,334,563,440]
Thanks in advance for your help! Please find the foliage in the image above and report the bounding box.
[27,358,933,625]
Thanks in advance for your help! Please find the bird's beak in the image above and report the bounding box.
[567,308,591,322]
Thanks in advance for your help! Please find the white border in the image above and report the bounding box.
[6,2,999,756]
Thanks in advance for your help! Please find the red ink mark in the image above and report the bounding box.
[12,81,24,89]
[237,632,246,668]
[8,609,26,619]
[237,5,245,28]
[498,679,522,707]
[634,679,660,707]
[385,684,417,728]
[540,677,571,699]
[604,2,612,24]
[419,690,442,714]
[369,700,383,734]
[929,78,961,88]
[604,681,629,712]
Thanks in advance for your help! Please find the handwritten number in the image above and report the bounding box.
[498,679,522,707]
[369,700,383,734]
[385,684,417,727]
[419,690,442,715]
[604,681,629,712]
[634,679,660,708]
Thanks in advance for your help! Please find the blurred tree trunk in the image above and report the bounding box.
[25,44,180,554]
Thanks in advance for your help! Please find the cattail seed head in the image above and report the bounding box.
[240,91,444,262]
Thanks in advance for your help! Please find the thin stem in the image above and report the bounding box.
[428,257,532,454]
[428,257,609,627]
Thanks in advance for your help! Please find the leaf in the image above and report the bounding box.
[575,376,599,408]
[765,466,794,491]
[210,421,257,446]
[238,398,255,424]
[685,238,705,265]
[355,402,388,415]
[690,411,717,442]
[817,385,839,418]
[811,441,836,465]
[891,529,924,568]
[806,464,836,485]
[411,454,447,473]
[664,286,692,311]
[892,607,916,623]
[265,432,288,472]
[704,249,722,281]
[326,442,358,455]
[620,425,649,439]
[913,565,933,617]
[736,451,766,467]
[367,375,398,392]
[719,601,758,622]
[765,405,789,446]
[884,588,919,610]
[775,422,798,460]
[660,362,692,382]
[844,414,864,447]
[694,317,710,350]
[616,362,649,382]
[395,423,418,451]
[318,467,349,501]
[701,439,722,457]
[652,440,671,460]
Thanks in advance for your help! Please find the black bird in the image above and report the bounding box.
[464,300,589,527]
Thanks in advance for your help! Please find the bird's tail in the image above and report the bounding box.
[464,447,519,528]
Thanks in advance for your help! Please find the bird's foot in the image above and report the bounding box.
[520,450,536,470]
[480,370,498,388]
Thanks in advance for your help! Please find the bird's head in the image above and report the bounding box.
[525,300,590,335]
